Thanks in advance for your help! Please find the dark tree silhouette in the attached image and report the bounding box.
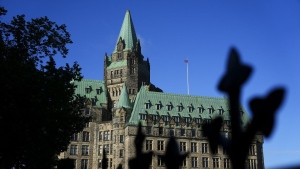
[0,7,89,169]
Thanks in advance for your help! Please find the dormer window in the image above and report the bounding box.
[183,117,190,123]
[195,118,201,124]
[167,105,172,111]
[178,105,183,112]
[162,115,169,122]
[96,89,101,95]
[188,106,193,113]
[218,108,224,115]
[85,88,91,94]
[173,116,179,122]
[208,108,213,114]
[198,106,204,114]
[140,114,147,120]
[156,104,162,110]
[153,115,158,121]
[145,103,150,109]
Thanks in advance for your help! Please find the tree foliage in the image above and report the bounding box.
[0,7,89,169]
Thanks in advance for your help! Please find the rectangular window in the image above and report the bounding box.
[120,135,124,143]
[140,114,147,120]
[71,133,78,141]
[188,107,193,112]
[156,104,162,110]
[82,131,90,142]
[99,131,102,141]
[219,109,224,115]
[195,118,201,124]
[202,157,209,168]
[167,105,172,111]
[213,158,219,168]
[82,145,89,155]
[98,145,103,155]
[248,159,257,169]
[120,116,124,121]
[146,140,153,150]
[98,159,102,168]
[120,149,124,157]
[159,127,163,135]
[109,158,112,168]
[173,116,179,122]
[249,145,255,155]
[208,108,213,114]
[104,144,109,154]
[85,88,91,94]
[85,108,90,115]
[81,159,88,169]
[178,106,183,112]
[170,128,175,136]
[72,159,77,169]
[191,142,197,152]
[85,122,89,128]
[202,143,208,153]
[104,131,109,140]
[224,158,230,168]
[147,126,152,134]
[110,144,112,155]
[158,156,164,166]
[213,145,219,154]
[145,103,150,109]
[162,115,169,122]
[182,158,187,167]
[198,107,204,113]
[70,145,77,155]
[181,129,186,136]
[191,157,198,167]
[192,129,196,137]
[157,140,164,151]
[180,142,186,152]
[96,89,101,94]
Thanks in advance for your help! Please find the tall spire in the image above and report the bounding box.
[116,83,132,109]
[114,10,138,53]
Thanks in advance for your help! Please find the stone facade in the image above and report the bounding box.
[59,10,264,169]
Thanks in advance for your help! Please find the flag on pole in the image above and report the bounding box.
[184,59,188,63]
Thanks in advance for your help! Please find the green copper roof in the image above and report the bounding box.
[113,10,137,52]
[116,83,132,109]
[73,79,107,107]
[127,86,250,129]
[106,57,127,70]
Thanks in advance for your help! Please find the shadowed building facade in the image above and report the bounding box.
[59,10,264,169]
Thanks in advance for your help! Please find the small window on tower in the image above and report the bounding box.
[118,53,122,58]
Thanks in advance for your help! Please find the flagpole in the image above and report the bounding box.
[186,59,189,95]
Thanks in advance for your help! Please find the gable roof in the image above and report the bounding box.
[113,10,137,53]
[127,86,250,129]
[73,79,107,108]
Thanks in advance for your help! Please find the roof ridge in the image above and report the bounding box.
[145,90,227,100]
[81,79,104,83]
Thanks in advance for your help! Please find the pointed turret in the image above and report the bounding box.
[114,10,137,53]
[116,83,132,109]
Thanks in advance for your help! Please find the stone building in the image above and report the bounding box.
[59,10,264,169]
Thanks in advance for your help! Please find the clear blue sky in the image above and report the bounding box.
[2,1,300,168]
